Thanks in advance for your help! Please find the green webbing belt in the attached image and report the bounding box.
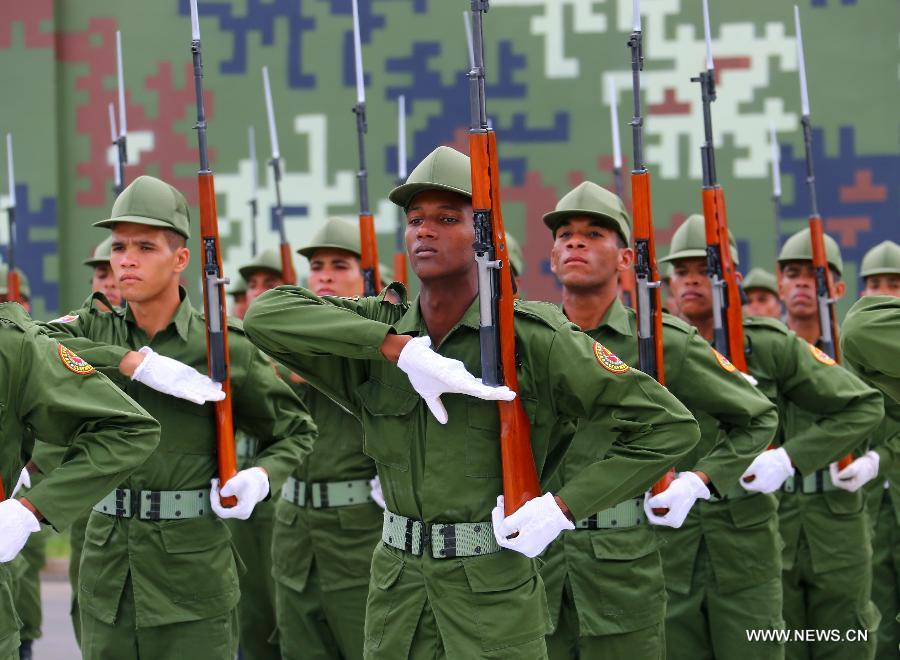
[381,510,500,558]
[93,488,211,520]
[782,468,840,494]
[280,476,372,508]
[235,434,259,460]
[575,497,646,529]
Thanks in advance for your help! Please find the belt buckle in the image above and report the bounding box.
[144,491,161,521]
[114,489,130,517]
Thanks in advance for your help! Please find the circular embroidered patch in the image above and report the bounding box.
[58,344,95,375]
[593,342,630,373]
[809,344,836,366]
[711,348,737,373]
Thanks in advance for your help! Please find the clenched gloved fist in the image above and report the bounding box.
[491,493,574,558]
[644,471,711,528]
[0,500,41,563]
[369,476,386,509]
[829,451,880,493]
[132,346,225,405]
[211,467,270,520]
[741,447,794,494]
[397,336,515,424]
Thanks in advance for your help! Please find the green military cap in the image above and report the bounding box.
[389,146,471,209]
[83,235,114,267]
[859,240,900,278]
[659,214,739,266]
[0,266,31,299]
[506,232,524,277]
[94,175,191,240]
[777,227,842,276]
[542,181,631,245]
[742,267,779,295]
[297,217,362,259]
[239,248,284,281]
[227,273,247,296]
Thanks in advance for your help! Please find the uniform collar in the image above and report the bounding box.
[561,296,633,337]
[393,295,481,339]
[123,286,193,341]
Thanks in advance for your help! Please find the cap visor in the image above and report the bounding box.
[388,182,471,209]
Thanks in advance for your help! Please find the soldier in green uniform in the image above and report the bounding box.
[775,228,884,659]
[229,275,249,320]
[0,303,160,660]
[540,184,778,659]
[266,217,383,660]
[243,146,701,659]
[842,296,900,405]
[743,267,782,320]
[84,236,122,310]
[662,215,883,659]
[43,175,317,660]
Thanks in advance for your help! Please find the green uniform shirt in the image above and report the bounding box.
[841,296,900,404]
[41,290,317,628]
[864,401,900,527]
[0,304,160,647]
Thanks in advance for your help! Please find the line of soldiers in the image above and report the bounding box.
[0,148,897,660]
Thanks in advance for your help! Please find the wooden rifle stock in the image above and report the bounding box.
[359,213,381,295]
[6,269,21,304]
[279,241,297,286]
[393,252,408,287]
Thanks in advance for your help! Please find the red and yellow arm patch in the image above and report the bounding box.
[593,342,630,374]
[711,348,737,373]
[809,343,836,366]
[58,344,95,375]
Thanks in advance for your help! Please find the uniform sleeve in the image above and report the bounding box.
[17,331,160,530]
[777,333,884,475]
[841,298,900,404]
[243,286,395,417]
[41,305,130,373]
[666,329,777,494]
[231,338,318,493]
[548,328,701,521]
[871,400,900,479]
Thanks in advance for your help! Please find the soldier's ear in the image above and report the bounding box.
[173,246,191,274]
[618,247,634,271]
[834,280,846,300]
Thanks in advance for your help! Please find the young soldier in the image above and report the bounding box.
[742,267,782,319]
[541,184,777,659]
[229,275,248,320]
[244,146,700,659]
[43,175,317,660]
[265,218,383,660]
[84,236,122,309]
[0,303,160,660]
[859,241,900,298]
[775,228,884,659]
[842,296,900,404]
[662,216,882,659]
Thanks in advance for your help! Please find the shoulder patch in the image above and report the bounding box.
[58,344,95,375]
[809,343,836,366]
[593,342,630,373]
[711,347,737,373]
[50,314,79,324]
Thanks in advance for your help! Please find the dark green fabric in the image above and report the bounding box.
[841,296,900,405]
[866,488,900,660]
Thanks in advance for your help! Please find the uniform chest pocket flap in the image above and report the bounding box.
[357,378,419,470]
[465,397,538,478]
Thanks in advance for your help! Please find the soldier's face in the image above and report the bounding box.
[862,274,900,298]
[110,224,189,304]
[549,217,630,290]
[743,289,782,319]
[405,190,475,282]
[778,261,845,320]
[231,293,248,320]
[668,258,713,320]
[91,263,122,308]
[307,249,364,298]
[245,269,285,304]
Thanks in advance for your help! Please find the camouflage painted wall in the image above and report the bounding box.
[1,0,897,319]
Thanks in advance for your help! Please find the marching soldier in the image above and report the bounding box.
[43,175,317,660]
[229,275,249,320]
[842,296,900,405]
[84,236,122,310]
[541,183,778,659]
[775,228,884,659]
[0,303,160,660]
[244,146,701,659]
[742,267,782,320]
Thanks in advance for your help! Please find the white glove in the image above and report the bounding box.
[396,336,516,424]
[491,493,574,558]
[644,472,711,528]
[739,371,759,386]
[132,347,226,405]
[210,467,270,520]
[0,499,41,562]
[369,476,386,509]
[829,451,880,493]
[740,447,794,493]
[11,467,31,498]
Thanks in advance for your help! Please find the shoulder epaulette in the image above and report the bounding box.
[0,302,31,332]
[744,315,790,334]
[661,312,695,335]
[514,299,573,330]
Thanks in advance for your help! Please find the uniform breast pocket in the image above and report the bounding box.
[357,378,419,471]
[465,397,538,478]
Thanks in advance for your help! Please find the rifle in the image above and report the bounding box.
[188,0,237,506]
[5,134,21,305]
[114,30,128,195]
[467,2,541,515]
[793,6,851,469]
[627,2,671,509]
[350,0,381,295]
[247,126,259,258]
[261,66,297,285]
[692,0,748,373]
[393,95,408,286]
[608,75,637,307]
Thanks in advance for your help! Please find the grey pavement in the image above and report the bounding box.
[32,578,80,660]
